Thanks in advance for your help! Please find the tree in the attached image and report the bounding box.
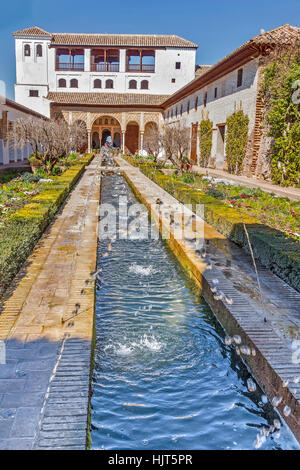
[143,123,160,161]
[160,122,191,174]
[13,117,87,174]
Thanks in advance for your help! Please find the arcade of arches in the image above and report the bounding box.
[57,110,163,154]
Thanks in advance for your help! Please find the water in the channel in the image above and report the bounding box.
[90,172,299,450]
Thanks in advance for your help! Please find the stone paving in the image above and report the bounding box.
[192,165,300,201]
[116,156,300,443]
[0,155,101,450]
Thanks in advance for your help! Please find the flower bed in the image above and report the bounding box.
[0,154,94,296]
[138,163,300,292]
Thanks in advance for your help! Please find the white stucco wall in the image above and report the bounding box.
[164,59,260,168]
[0,102,43,165]
[14,33,197,117]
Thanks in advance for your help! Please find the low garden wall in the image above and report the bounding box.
[0,154,94,296]
[138,163,300,293]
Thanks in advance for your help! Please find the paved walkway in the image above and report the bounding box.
[0,156,101,450]
[117,156,300,442]
[192,166,300,201]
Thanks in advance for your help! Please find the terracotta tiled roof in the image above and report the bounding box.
[51,33,197,48]
[195,65,211,77]
[46,92,169,106]
[13,26,52,37]
[251,24,300,44]
[13,27,197,48]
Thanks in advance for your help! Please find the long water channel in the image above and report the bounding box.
[90,171,299,450]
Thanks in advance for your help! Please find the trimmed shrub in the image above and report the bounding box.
[0,154,94,295]
[199,117,213,167]
[225,109,249,174]
[139,163,300,292]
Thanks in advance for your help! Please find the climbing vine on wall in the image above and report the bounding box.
[225,107,249,175]
[260,48,300,186]
[198,114,213,167]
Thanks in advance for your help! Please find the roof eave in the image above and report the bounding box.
[162,43,260,109]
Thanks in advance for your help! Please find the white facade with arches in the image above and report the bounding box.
[13,27,197,118]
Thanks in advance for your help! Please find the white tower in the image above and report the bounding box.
[14,27,52,117]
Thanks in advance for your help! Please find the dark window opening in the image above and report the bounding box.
[70,79,78,88]
[187,101,190,114]
[36,44,43,57]
[204,91,208,107]
[237,68,243,87]
[24,44,31,57]
[106,79,113,89]
[129,80,137,89]
[214,87,218,98]
[141,80,149,90]
[58,78,66,88]
[171,78,176,83]
[94,79,102,89]
[29,90,39,97]
[175,62,181,69]
[195,96,198,111]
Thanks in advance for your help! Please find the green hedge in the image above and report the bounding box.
[139,164,300,292]
[0,154,94,296]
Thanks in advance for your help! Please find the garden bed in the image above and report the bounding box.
[0,154,94,296]
[136,162,300,292]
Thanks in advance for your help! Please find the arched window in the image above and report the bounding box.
[58,78,66,88]
[94,79,102,89]
[105,79,113,89]
[36,44,43,57]
[70,79,78,88]
[129,80,137,89]
[195,96,198,111]
[24,44,31,57]
[141,80,149,90]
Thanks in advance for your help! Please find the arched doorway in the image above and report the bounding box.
[101,129,111,146]
[91,116,121,149]
[125,121,139,154]
[92,132,100,149]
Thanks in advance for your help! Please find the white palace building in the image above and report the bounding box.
[1,24,298,174]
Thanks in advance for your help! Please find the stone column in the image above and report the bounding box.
[88,130,91,153]
[122,131,126,153]
[140,132,144,154]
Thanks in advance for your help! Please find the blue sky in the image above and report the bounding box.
[0,0,299,99]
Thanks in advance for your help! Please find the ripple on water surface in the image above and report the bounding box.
[91,174,299,451]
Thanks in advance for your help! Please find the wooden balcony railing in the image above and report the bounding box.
[56,62,84,71]
[126,64,155,73]
[91,63,120,72]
